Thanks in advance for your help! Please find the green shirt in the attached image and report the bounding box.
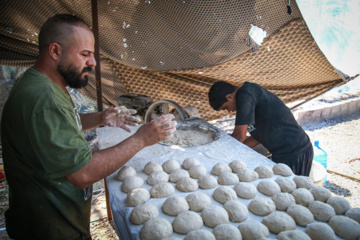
[1,68,93,239]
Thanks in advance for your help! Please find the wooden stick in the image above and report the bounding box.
[327,169,360,181]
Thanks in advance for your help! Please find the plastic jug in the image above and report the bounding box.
[313,140,327,183]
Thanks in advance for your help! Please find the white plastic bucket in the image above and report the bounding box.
[309,161,327,186]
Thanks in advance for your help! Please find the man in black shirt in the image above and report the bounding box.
[209,81,313,176]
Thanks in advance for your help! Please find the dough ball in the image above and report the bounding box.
[162,196,189,216]
[201,205,229,228]
[144,161,163,175]
[147,170,169,186]
[212,224,242,240]
[162,159,181,173]
[211,162,232,176]
[223,200,248,222]
[272,163,293,176]
[305,222,336,240]
[277,230,311,240]
[173,211,203,234]
[291,188,314,207]
[309,186,332,202]
[346,208,360,224]
[262,211,296,234]
[248,197,276,216]
[308,200,336,222]
[162,238,182,240]
[238,220,269,240]
[271,192,295,211]
[176,177,199,192]
[121,176,144,193]
[329,215,360,240]
[182,157,200,170]
[257,179,281,196]
[126,188,150,207]
[254,165,274,178]
[286,204,314,227]
[139,217,173,240]
[169,169,190,183]
[218,172,239,185]
[198,175,218,189]
[130,203,159,225]
[150,182,175,198]
[186,192,212,212]
[213,186,237,204]
[293,176,315,189]
[229,160,247,173]
[116,165,137,181]
[189,165,207,179]
[326,196,351,215]
[184,229,216,240]
[275,177,297,193]
[237,168,259,182]
[234,182,257,199]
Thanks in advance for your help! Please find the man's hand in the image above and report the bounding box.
[103,106,141,132]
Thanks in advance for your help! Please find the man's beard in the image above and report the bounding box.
[57,62,91,89]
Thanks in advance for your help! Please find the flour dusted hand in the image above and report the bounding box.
[103,106,140,132]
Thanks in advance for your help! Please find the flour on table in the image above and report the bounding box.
[162,129,214,146]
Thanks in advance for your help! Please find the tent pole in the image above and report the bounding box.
[91,0,113,221]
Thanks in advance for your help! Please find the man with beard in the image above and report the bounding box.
[1,14,176,239]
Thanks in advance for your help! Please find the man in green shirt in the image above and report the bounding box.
[1,14,176,239]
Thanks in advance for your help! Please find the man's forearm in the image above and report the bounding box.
[80,112,103,131]
[243,136,259,148]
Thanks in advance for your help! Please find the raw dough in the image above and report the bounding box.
[309,186,332,202]
[130,203,159,225]
[272,163,293,176]
[198,175,218,189]
[144,161,163,175]
[223,200,248,222]
[186,192,212,212]
[116,165,137,181]
[305,222,336,240]
[238,220,269,240]
[257,179,281,196]
[176,177,199,192]
[326,196,351,214]
[213,186,237,204]
[162,238,182,240]
[139,217,173,240]
[234,182,257,199]
[182,157,200,170]
[121,176,144,193]
[248,197,276,216]
[169,169,190,183]
[291,188,314,207]
[271,192,295,211]
[293,176,315,189]
[150,182,175,198]
[237,168,259,182]
[211,162,232,176]
[277,230,311,240]
[262,211,296,234]
[212,224,242,240]
[201,205,229,228]
[254,166,274,178]
[162,159,181,173]
[147,170,169,186]
[184,229,216,240]
[308,200,336,222]
[286,204,314,227]
[126,188,150,207]
[162,195,189,216]
[163,129,214,146]
[275,177,297,193]
[328,215,360,240]
[229,160,247,173]
[218,172,239,185]
[189,165,207,179]
[346,208,360,224]
[173,211,203,234]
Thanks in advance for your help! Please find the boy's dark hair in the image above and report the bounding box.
[208,81,236,110]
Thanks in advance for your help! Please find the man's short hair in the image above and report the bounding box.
[38,14,89,53]
[208,81,237,110]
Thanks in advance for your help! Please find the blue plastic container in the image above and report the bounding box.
[313,140,327,183]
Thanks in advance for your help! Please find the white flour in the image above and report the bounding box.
[162,129,214,146]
